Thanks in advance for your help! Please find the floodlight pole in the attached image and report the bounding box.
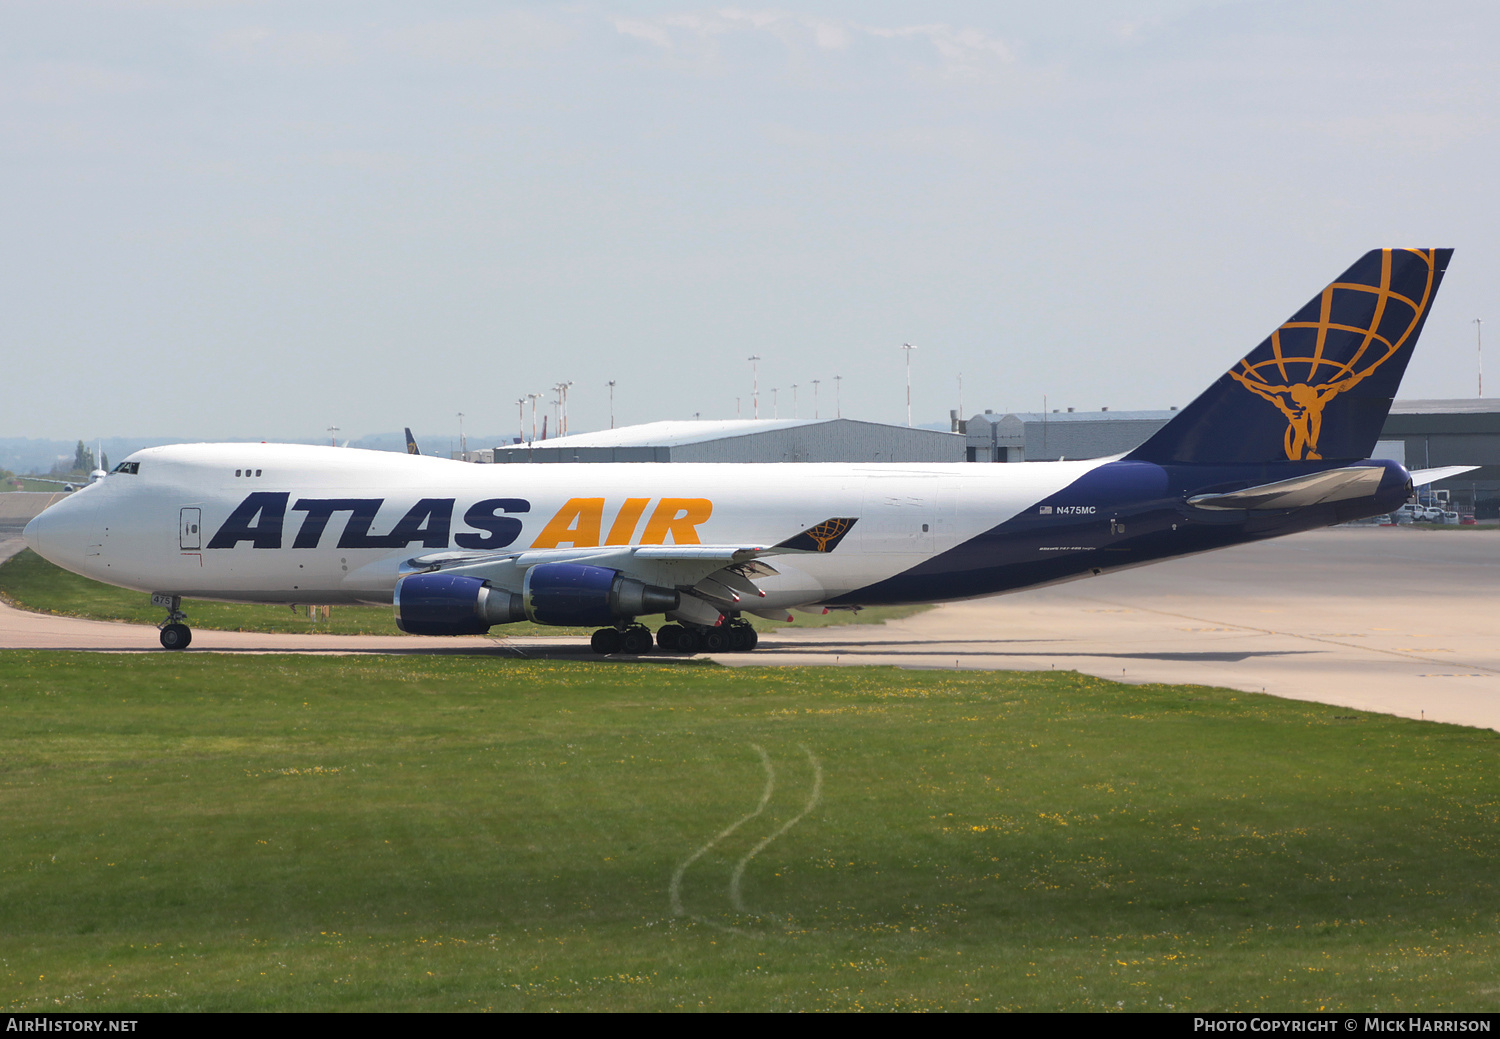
[902,342,917,427]
[457,412,466,458]
[527,393,541,443]
[327,424,339,447]
[516,399,526,443]
[607,380,616,428]
[772,387,778,419]
[834,374,842,418]
[748,355,761,419]
[1475,319,1484,398]
[811,379,820,419]
[790,383,798,418]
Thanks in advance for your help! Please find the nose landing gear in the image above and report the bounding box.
[152,593,192,650]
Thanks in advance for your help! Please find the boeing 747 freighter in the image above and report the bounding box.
[23,249,1466,653]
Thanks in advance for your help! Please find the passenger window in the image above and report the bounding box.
[235,469,242,477]
[256,469,262,477]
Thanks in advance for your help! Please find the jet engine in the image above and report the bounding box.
[393,572,526,635]
[523,563,680,626]
[393,564,681,635]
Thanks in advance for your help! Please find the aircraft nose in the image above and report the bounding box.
[21,511,45,556]
[21,491,98,571]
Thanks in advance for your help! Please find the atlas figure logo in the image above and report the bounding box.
[1228,248,1439,461]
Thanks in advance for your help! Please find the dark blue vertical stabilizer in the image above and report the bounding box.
[1127,248,1451,465]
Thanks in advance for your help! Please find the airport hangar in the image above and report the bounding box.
[468,402,1500,508]
[957,400,1500,515]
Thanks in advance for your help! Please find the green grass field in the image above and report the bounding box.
[0,548,928,637]
[2,478,80,493]
[2,652,1498,1011]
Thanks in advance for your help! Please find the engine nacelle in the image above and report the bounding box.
[523,563,680,626]
[393,572,525,635]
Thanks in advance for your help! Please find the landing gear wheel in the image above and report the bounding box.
[159,623,192,650]
[727,623,758,652]
[591,628,622,655]
[700,628,728,653]
[674,626,702,654]
[656,624,684,652]
[619,626,653,655]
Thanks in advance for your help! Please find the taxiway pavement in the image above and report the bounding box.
[1,528,1495,730]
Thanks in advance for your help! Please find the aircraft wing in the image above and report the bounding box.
[1410,465,1479,485]
[404,517,858,597]
[1187,466,1386,511]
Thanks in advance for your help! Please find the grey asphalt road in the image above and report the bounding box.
[2,527,1495,730]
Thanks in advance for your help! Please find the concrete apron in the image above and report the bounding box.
[3,527,1497,732]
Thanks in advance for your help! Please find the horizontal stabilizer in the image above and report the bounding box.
[1410,465,1479,486]
[1187,466,1385,511]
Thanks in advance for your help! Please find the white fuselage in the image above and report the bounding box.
[24,443,1107,610]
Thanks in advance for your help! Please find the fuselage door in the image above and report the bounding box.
[180,508,201,550]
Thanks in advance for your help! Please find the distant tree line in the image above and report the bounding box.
[49,441,107,476]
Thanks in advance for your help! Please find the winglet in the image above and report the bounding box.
[404,428,421,456]
[775,517,858,553]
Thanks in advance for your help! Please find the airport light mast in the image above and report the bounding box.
[527,393,541,443]
[771,387,778,419]
[790,383,798,419]
[558,381,574,436]
[811,379,820,419]
[902,342,917,427]
[457,412,466,458]
[515,399,526,443]
[607,380,616,429]
[327,424,339,447]
[748,356,761,419]
[834,374,842,418]
[1476,318,1484,398]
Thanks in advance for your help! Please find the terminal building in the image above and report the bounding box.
[960,408,1179,463]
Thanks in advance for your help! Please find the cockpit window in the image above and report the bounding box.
[111,462,140,475]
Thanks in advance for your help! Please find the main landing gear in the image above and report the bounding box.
[153,593,192,650]
[590,623,654,656]
[589,619,758,656]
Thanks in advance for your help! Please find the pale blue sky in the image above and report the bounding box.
[3,1,1496,442]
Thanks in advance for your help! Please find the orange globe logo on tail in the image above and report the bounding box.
[1229,248,1438,460]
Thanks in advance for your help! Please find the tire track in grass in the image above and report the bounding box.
[729,744,823,919]
[669,744,774,921]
